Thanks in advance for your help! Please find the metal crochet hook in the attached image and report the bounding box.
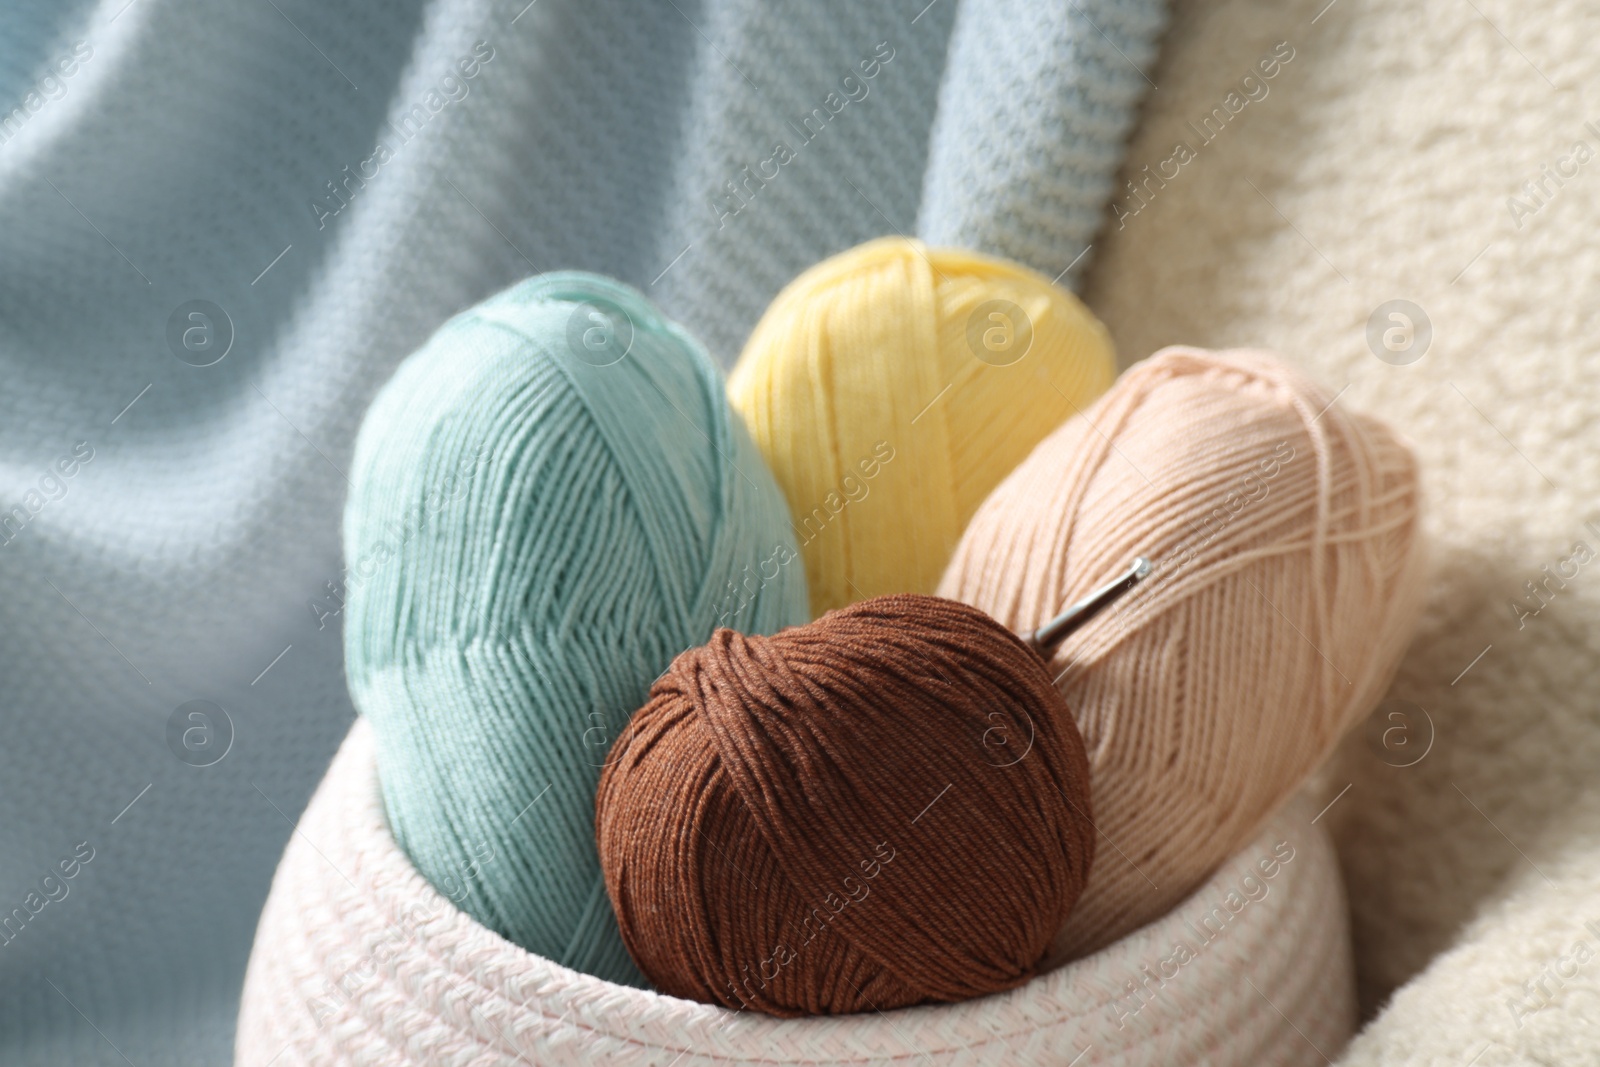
[1024,557,1151,653]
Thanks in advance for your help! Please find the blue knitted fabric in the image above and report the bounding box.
[0,0,1166,1062]
[918,0,1169,288]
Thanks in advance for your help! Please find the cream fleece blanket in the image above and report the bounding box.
[236,719,1354,1066]
[1085,0,1600,1056]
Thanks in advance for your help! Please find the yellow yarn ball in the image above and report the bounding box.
[728,237,1116,616]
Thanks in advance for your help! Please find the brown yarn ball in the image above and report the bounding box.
[594,594,1094,1017]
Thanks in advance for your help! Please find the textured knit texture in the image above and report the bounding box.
[940,348,1427,965]
[918,0,1169,287]
[343,273,807,986]
[727,238,1115,616]
[596,595,1093,1016]
[238,717,1354,1066]
[0,0,1168,1059]
[1083,0,1600,1048]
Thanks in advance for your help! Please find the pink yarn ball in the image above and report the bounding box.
[940,346,1427,963]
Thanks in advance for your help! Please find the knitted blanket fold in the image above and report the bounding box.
[0,1,1170,1054]
[237,718,1355,1066]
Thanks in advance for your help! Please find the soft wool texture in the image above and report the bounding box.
[595,595,1093,1016]
[343,273,808,986]
[238,717,1353,1066]
[940,347,1426,964]
[1337,781,1600,1065]
[0,0,1170,1057]
[728,238,1115,616]
[1084,0,1600,1050]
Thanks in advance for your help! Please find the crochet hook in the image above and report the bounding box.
[1025,557,1151,652]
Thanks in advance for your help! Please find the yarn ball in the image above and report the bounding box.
[342,272,810,986]
[939,347,1427,964]
[594,594,1095,1017]
[727,236,1115,617]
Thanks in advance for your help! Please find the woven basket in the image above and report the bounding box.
[237,719,1355,1066]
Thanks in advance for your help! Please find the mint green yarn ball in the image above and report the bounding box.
[343,272,809,985]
